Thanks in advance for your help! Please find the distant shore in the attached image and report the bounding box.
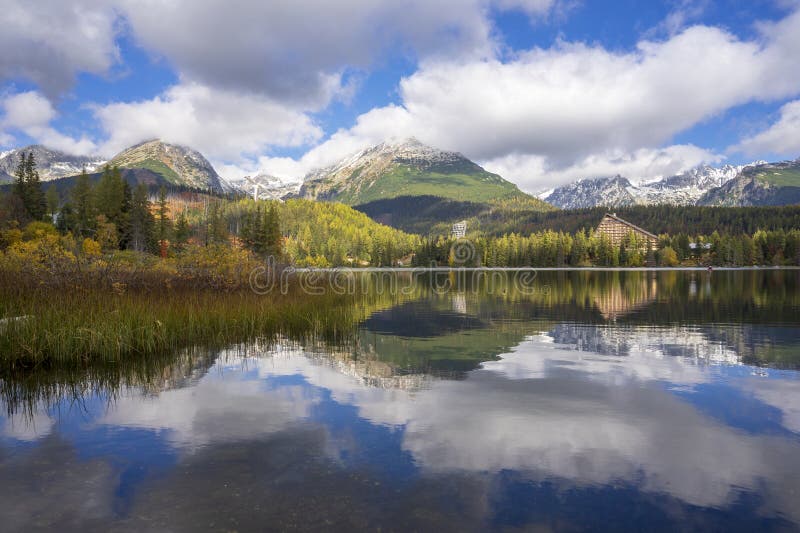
[291,266,800,272]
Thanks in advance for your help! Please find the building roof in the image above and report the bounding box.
[600,213,658,240]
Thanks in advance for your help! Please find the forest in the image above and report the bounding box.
[356,195,800,237]
[1,151,799,270]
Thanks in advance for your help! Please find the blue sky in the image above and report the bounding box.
[1,0,799,191]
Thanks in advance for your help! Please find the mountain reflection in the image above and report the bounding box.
[1,271,800,530]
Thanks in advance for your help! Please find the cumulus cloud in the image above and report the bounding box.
[732,99,800,158]
[0,91,97,154]
[0,0,119,96]
[114,0,501,109]
[252,8,800,188]
[482,144,723,190]
[92,82,323,160]
[3,0,800,189]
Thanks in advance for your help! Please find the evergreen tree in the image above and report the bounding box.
[13,151,46,220]
[12,152,26,209]
[156,186,172,256]
[117,180,133,250]
[68,169,97,238]
[24,152,46,220]
[95,166,127,230]
[206,201,228,245]
[173,210,191,249]
[128,183,155,252]
[264,203,282,259]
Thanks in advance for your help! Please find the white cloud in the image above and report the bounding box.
[0,0,119,96]
[114,0,502,109]
[3,1,800,190]
[732,99,800,157]
[92,83,323,160]
[482,144,723,190]
[253,9,800,188]
[0,91,97,155]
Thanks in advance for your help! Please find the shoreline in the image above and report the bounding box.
[290,266,800,272]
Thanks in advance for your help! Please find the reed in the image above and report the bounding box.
[0,272,364,370]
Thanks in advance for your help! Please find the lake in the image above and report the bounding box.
[2,270,800,531]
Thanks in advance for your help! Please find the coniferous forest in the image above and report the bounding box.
[1,152,800,270]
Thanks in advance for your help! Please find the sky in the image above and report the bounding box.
[1,0,800,192]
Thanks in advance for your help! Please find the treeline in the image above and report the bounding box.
[355,195,800,238]
[2,152,799,268]
[491,205,800,237]
[412,228,800,267]
[0,155,417,266]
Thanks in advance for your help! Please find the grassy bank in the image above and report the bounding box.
[0,288,364,370]
[0,239,377,370]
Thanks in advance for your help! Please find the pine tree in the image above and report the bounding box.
[173,210,191,249]
[69,169,96,238]
[156,186,172,257]
[264,203,282,259]
[128,183,155,252]
[13,151,46,220]
[239,209,254,249]
[12,152,27,220]
[24,152,46,220]
[95,166,126,225]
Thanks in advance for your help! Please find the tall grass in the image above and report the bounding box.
[0,264,367,370]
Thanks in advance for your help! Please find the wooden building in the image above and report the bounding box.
[596,213,658,249]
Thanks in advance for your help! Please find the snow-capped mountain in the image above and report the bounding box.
[544,175,638,209]
[544,161,766,209]
[231,173,301,200]
[299,137,528,205]
[0,145,105,182]
[698,158,800,206]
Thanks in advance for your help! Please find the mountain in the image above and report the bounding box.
[544,176,638,209]
[108,140,229,192]
[545,162,766,209]
[231,173,300,200]
[698,158,800,206]
[299,138,529,205]
[637,164,753,205]
[0,145,105,183]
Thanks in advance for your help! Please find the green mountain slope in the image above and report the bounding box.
[299,138,533,205]
[109,139,228,192]
[355,195,554,235]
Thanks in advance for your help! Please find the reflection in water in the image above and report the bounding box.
[1,271,800,531]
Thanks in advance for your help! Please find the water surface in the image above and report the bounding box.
[2,271,800,531]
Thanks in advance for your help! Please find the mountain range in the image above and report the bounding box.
[543,159,800,208]
[0,140,231,193]
[1,138,798,212]
[0,145,105,183]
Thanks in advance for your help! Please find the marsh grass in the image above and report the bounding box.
[0,267,366,371]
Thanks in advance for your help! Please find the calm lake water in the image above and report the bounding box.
[2,270,800,531]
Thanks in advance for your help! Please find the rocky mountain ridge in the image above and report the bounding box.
[109,140,230,192]
[231,173,301,200]
[544,161,771,209]
[0,145,106,183]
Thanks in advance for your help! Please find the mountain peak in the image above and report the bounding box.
[0,144,105,182]
[109,140,228,192]
[299,138,526,205]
